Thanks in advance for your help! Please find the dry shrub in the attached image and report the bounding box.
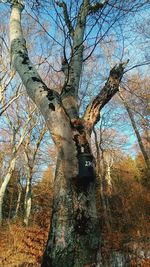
[0,221,49,267]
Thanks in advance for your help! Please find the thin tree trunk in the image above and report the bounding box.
[119,93,150,177]
[127,107,150,173]
[23,125,47,226]
[93,128,112,231]
[24,175,32,226]
[106,165,112,188]
[104,153,113,195]
[14,182,22,218]
[0,157,16,225]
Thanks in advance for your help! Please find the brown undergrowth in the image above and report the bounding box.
[0,220,49,267]
[0,176,149,266]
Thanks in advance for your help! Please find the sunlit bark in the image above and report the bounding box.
[0,157,16,224]
[42,153,100,267]
[9,1,127,265]
[24,169,32,226]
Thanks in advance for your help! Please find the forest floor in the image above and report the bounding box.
[0,220,150,267]
[0,222,48,266]
[0,177,150,267]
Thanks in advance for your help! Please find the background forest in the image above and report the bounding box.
[0,0,150,266]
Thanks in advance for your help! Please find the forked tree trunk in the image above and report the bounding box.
[9,2,127,265]
[42,150,100,267]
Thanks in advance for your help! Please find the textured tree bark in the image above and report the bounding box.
[42,150,100,267]
[9,2,127,265]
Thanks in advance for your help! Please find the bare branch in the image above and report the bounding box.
[83,60,129,133]
[10,2,62,131]
[124,61,150,73]
[0,91,23,116]
[89,0,108,14]
[60,0,90,121]
[56,1,74,37]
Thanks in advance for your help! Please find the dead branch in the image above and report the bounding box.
[83,60,129,134]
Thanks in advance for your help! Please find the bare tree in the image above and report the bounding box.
[23,123,47,226]
[6,0,149,266]
[0,104,35,224]
[119,91,150,179]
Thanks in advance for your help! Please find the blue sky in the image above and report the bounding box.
[0,0,149,161]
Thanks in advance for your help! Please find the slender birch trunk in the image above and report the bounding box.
[24,175,32,226]
[23,125,47,226]
[0,157,16,225]
[14,181,22,218]
[119,93,150,178]
[0,108,34,224]
[23,149,33,226]
[104,152,113,195]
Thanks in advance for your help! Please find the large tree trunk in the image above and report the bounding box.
[42,150,100,267]
[9,2,127,265]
